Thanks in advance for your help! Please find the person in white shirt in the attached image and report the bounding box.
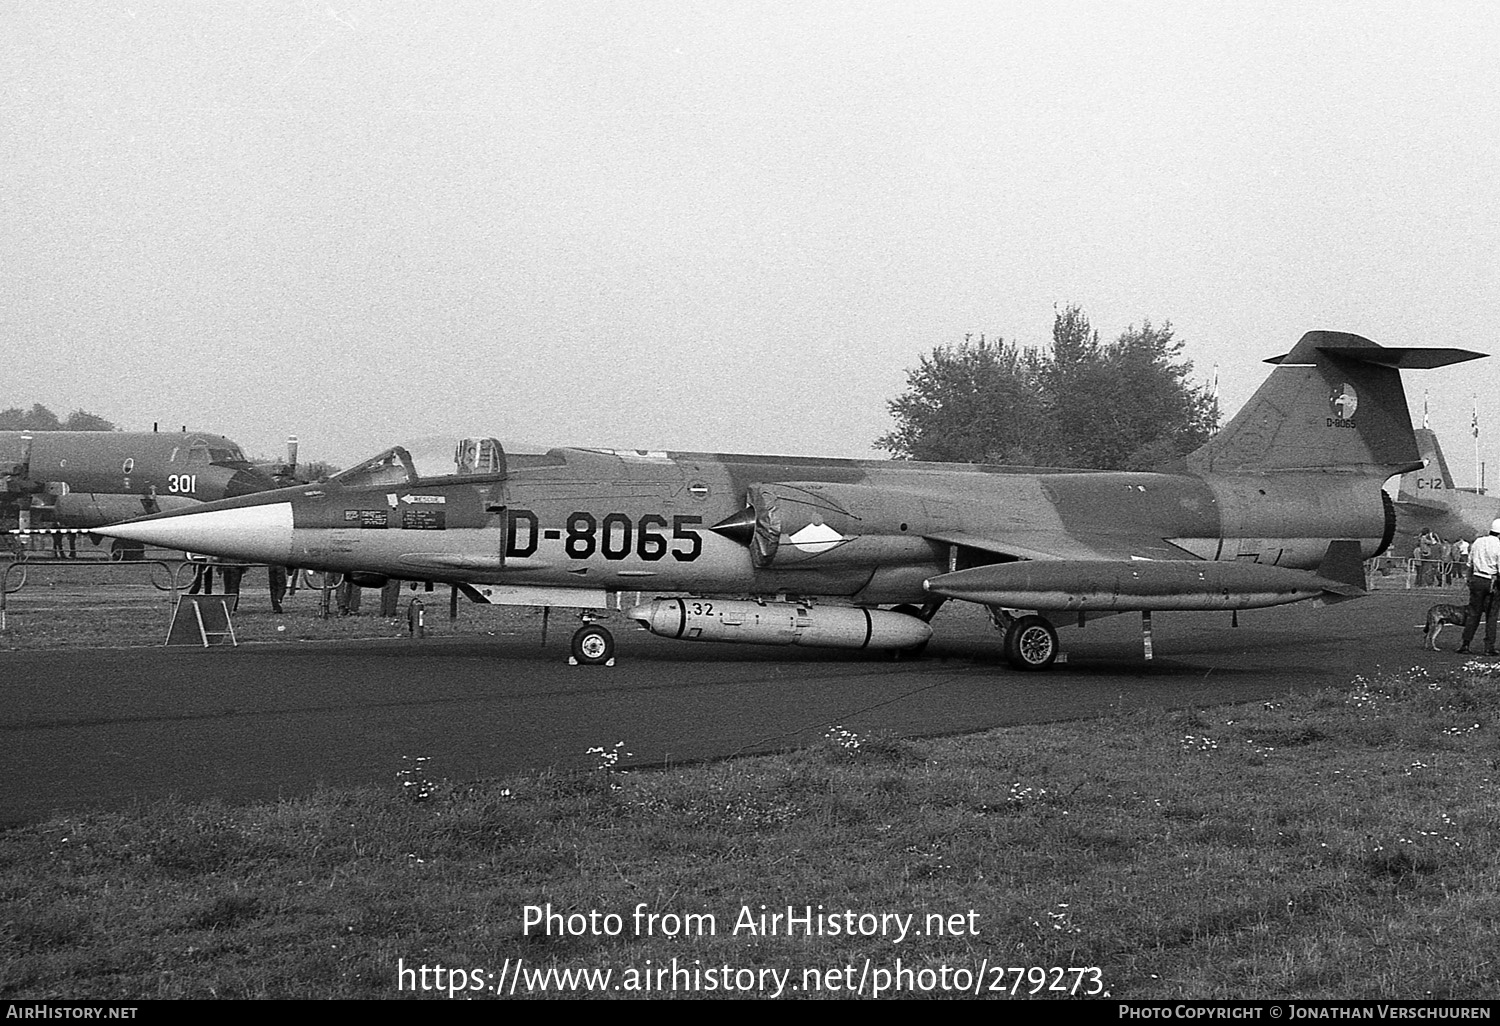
[1460,519,1500,655]
[1454,537,1472,587]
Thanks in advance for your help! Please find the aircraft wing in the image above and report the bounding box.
[922,533,1367,612]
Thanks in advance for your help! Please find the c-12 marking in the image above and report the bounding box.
[506,511,703,562]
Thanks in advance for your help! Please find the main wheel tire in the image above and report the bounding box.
[1004,614,1059,671]
[571,624,615,665]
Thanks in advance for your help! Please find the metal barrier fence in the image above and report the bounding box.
[1366,556,1469,590]
[0,556,184,630]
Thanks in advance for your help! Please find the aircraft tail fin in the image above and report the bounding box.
[1186,331,1483,477]
[1397,428,1456,500]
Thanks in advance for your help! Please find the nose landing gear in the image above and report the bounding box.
[570,622,616,666]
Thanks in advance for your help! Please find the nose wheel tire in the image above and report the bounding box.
[1004,615,1059,671]
[571,624,616,666]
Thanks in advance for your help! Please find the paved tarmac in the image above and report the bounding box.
[0,588,1478,826]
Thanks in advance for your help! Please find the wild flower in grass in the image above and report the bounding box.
[1006,782,1048,805]
[823,725,864,752]
[1179,733,1218,752]
[586,740,632,772]
[396,755,437,802]
[1462,661,1500,676]
[902,842,953,877]
[1442,723,1482,737]
[1032,903,1080,936]
[1412,812,1463,850]
[1346,676,1379,709]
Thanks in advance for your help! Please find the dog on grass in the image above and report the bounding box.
[1422,604,1470,650]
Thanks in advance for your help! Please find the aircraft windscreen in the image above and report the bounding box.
[329,446,419,488]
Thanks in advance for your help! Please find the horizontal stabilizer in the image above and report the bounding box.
[1265,346,1486,369]
[1193,331,1486,476]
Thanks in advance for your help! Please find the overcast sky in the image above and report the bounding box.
[5,2,1498,481]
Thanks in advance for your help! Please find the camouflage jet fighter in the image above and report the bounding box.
[3,430,280,557]
[1393,428,1500,548]
[94,331,1481,669]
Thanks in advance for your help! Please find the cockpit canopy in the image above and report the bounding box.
[174,437,250,467]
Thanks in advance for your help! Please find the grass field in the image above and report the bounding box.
[0,557,549,649]
[4,637,1499,999]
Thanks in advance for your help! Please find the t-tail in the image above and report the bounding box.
[1186,331,1484,478]
[1397,428,1456,500]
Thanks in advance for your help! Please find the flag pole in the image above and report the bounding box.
[1473,396,1481,493]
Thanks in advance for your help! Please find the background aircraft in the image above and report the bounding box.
[2,429,280,557]
[95,331,1481,669]
[1393,428,1499,549]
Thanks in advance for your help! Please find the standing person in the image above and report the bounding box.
[187,561,215,594]
[1459,520,1500,656]
[268,565,288,614]
[1417,529,1440,587]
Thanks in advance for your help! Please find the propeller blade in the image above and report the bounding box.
[9,433,34,481]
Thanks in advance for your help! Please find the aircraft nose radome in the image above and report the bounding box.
[94,502,295,564]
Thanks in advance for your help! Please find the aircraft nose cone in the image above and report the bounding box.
[95,501,296,564]
[225,468,277,498]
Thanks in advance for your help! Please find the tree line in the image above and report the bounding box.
[0,404,116,432]
[875,305,1219,471]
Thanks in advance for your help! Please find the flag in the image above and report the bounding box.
[1474,408,1481,439]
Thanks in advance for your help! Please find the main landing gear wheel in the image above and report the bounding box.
[571,624,616,666]
[1004,614,1059,671]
